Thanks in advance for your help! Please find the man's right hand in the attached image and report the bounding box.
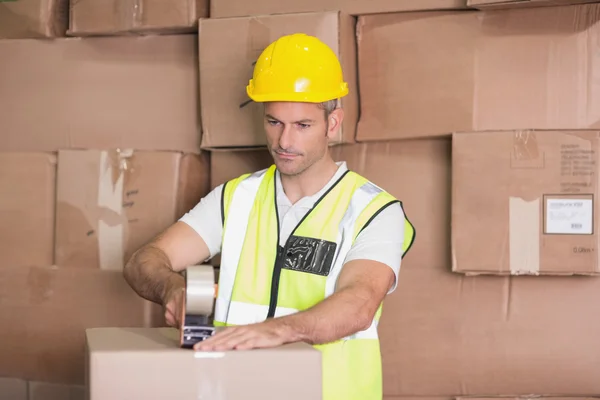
[163,286,186,328]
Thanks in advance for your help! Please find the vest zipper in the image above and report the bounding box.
[265,170,350,320]
[266,245,284,318]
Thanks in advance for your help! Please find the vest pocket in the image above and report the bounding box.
[282,235,337,276]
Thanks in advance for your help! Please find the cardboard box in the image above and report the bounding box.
[86,327,322,399]
[379,264,600,396]
[0,35,200,153]
[55,150,209,270]
[210,149,273,188]
[199,12,358,148]
[0,378,27,400]
[0,153,56,268]
[468,0,599,9]
[211,0,467,17]
[356,4,600,141]
[332,140,452,268]
[0,266,163,384]
[0,0,68,38]
[28,382,85,400]
[384,398,450,400]
[68,0,208,36]
[452,130,600,276]
[459,398,600,400]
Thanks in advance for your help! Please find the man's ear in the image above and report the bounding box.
[326,108,345,139]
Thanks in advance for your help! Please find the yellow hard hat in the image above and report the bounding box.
[246,33,349,103]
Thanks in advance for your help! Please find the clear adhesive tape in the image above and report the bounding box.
[185,265,215,316]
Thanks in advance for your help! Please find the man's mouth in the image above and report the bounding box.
[275,150,300,159]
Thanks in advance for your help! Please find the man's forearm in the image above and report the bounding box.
[275,284,378,345]
[123,245,185,305]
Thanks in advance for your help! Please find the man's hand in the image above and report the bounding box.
[163,286,185,328]
[194,319,297,351]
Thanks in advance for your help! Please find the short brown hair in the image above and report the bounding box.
[317,99,340,119]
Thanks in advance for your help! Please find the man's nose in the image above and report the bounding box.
[278,124,293,150]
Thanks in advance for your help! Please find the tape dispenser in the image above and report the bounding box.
[179,264,219,349]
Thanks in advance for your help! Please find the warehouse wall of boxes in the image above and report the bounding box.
[1,0,600,398]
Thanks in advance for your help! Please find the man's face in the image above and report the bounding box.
[263,102,342,177]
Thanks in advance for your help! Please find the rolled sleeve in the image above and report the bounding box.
[178,184,224,259]
[343,202,406,294]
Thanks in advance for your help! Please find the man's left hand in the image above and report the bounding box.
[193,319,293,351]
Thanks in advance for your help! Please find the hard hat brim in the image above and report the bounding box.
[246,84,349,104]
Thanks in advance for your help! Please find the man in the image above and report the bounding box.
[123,33,415,400]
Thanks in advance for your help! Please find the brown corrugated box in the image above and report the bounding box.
[68,0,208,36]
[0,378,27,400]
[452,130,600,276]
[55,150,209,270]
[384,398,450,400]
[356,4,600,142]
[0,0,68,38]
[0,266,163,385]
[211,0,467,18]
[199,12,358,149]
[380,264,600,396]
[0,153,56,268]
[28,382,85,400]
[459,398,600,400]
[86,327,322,399]
[332,140,452,268]
[210,149,273,188]
[468,0,599,9]
[0,35,200,153]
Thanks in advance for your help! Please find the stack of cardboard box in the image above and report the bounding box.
[0,2,211,398]
[1,0,600,398]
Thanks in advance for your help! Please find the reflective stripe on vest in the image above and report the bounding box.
[215,165,415,400]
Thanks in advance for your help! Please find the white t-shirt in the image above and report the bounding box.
[179,162,406,293]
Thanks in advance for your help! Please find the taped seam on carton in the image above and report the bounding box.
[509,197,541,275]
[97,150,132,271]
[194,351,226,399]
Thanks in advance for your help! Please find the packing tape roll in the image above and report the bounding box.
[185,265,215,315]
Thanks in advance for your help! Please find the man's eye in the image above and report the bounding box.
[267,120,280,126]
[298,123,310,129]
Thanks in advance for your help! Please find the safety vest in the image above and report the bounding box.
[214,165,415,400]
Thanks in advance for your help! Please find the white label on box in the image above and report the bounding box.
[545,198,593,235]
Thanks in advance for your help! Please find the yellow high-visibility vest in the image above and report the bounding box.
[214,165,415,400]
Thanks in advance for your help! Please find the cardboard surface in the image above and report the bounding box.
[0,377,27,400]
[0,266,163,385]
[452,130,600,275]
[468,0,599,8]
[458,398,600,400]
[0,153,56,268]
[69,0,208,36]
[28,382,85,400]
[55,150,209,270]
[210,149,273,188]
[199,12,358,148]
[332,140,452,268]
[0,0,68,38]
[211,0,467,17]
[356,4,600,141]
[86,327,322,399]
[0,35,200,153]
[379,263,600,396]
